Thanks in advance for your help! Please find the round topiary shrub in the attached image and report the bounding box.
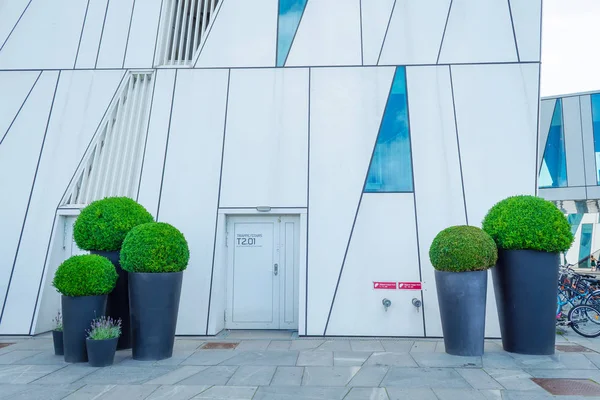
[429,225,498,272]
[74,197,154,251]
[482,195,574,253]
[53,254,118,297]
[120,222,190,273]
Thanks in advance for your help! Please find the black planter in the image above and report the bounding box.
[493,249,559,355]
[91,250,131,350]
[52,330,64,356]
[86,337,118,367]
[129,272,183,360]
[62,295,107,363]
[435,270,487,356]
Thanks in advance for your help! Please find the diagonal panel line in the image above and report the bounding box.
[436,0,453,64]
[121,0,137,68]
[376,0,397,65]
[282,0,310,67]
[0,71,43,147]
[74,0,92,69]
[0,0,34,54]
[192,0,226,68]
[506,0,520,62]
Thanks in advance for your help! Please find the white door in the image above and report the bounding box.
[64,216,87,256]
[226,216,299,330]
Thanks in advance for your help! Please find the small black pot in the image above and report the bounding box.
[435,270,487,356]
[493,249,559,355]
[91,250,131,350]
[129,271,183,360]
[86,337,118,367]
[52,330,64,356]
[62,295,107,363]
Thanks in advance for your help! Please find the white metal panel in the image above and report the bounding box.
[538,99,557,170]
[580,95,598,186]
[75,0,109,69]
[538,187,587,202]
[379,0,451,65]
[123,0,162,68]
[157,69,229,335]
[220,68,309,208]
[327,194,423,336]
[0,71,40,141]
[360,0,394,65]
[195,0,277,68]
[438,0,518,64]
[0,0,30,49]
[508,0,542,62]
[0,0,88,69]
[137,69,176,219]
[0,70,125,334]
[563,96,585,187]
[451,63,539,337]
[307,67,395,335]
[280,218,299,329]
[286,0,361,67]
[0,72,58,325]
[407,66,467,337]
[207,213,227,335]
[96,0,134,68]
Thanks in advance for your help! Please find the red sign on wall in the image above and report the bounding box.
[398,282,422,290]
[373,282,397,290]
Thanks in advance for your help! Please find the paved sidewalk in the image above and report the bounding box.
[1,330,600,399]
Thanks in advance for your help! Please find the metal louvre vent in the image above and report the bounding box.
[61,72,154,207]
[156,0,220,66]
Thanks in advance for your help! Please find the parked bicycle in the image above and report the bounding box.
[557,264,600,337]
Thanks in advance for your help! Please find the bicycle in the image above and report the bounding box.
[556,265,600,337]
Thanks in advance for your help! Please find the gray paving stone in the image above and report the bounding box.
[482,353,520,369]
[78,365,177,385]
[385,388,438,400]
[381,340,414,353]
[435,341,446,353]
[177,366,238,385]
[381,367,471,388]
[173,340,204,351]
[483,342,504,353]
[0,364,65,384]
[226,330,292,339]
[350,340,384,352]
[433,388,487,399]
[333,351,370,366]
[270,366,304,386]
[411,352,482,368]
[479,390,502,400]
[0,384,33,398]
[5,340,53,351]
[181,350,236,366]
[500,390,553,399]
[79,384,160,399]
[118,349,196,366]
[583,353,600,368]
[315,340,351,352]
[296,351,332,366]
[252,386,349,400]
[192,385,257,399]
[221,351,298,366]
[31,364,99,384]
[226,366,276,386]
[0,350,42,364]
[524,368,600,380]
[301,366,360,386]
[344,387,389,399]
[484,368,541,391]
[146,385,212,400]
[267,341,291,351]
[4,383,83,399]
[364,352,418,367]
[347,366,388,387]
[410,341,437,353]
[455,368,503,389]
[511,353,597,369]
[144,366,208,385]
[13,352,67,365]
[235,340,271,351]
[289,340,324,351]
[61,384,116,399]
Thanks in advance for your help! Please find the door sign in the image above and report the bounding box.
[398,282,422,290]
[373,282,397,290]
[236,233,263,247]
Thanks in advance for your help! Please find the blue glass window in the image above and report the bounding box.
[539,99,567,188]
[277,0,308,67]
[591,94,600,183]
[579,223,593,268]
[568,214,584,236]
[365,67,413,193]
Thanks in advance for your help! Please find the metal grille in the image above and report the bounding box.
[156,0,220,66]
[61,72,154,207]
[201,342,239,349]
[555,344,595,353]
[532,378,600,396]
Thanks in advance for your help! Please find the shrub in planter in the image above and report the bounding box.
[74,197,153,350]
[482,195,574,355]
[121,222,190,360]
[52,254,117,362]
[86,316,121,367]
[429,225,497,356]
[52,311,63,356]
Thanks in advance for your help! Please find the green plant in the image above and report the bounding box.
[120,222,190,273]
[52,255,118,297]
[73,197,154,251]
[429,225,498,272]
[52,311,62,332]
[482,195,574,253]
[87,316,121,340]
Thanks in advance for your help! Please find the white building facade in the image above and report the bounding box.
[0,0,542,337]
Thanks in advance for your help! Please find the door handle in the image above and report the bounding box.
[274,263,279,276]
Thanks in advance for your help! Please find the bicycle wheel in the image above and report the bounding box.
[569,305,600,338]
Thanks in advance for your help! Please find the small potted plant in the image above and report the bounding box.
[429,225,497,356]
[86,316,122,367]
[483,195,574,355]
[52,311,63,356]
[52,254,118,363]
[73,197,153,350]
[121,222,190,360]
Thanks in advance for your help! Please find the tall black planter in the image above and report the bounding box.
[129,272,183,361]
[62,295,107,363]
[493,249,559,355]
[91,250,131,350]
[435,270,487,356]
[52,330,63,356]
